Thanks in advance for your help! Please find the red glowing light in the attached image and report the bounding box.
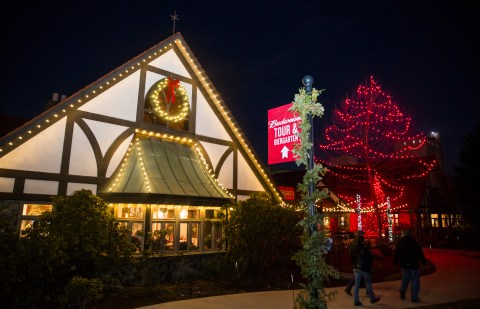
[318,76,435,237]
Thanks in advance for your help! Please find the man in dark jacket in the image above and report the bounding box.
[350,230,380,306]
[394,229,427,302]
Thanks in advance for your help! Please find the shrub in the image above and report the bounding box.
[222,193,303,284]
[8,190,134,307]
[66,276,104,309]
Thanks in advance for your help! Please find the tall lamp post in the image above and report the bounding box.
[302,75,320,306]
[303,75,317,236]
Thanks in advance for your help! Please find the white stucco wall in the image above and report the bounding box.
[0,177,14,193]
[195,90,231,141]
[0,118,66,173]
[78,71,140,121]
[237,153,264,191]
[148,49,191,78]
[24,179,59,195]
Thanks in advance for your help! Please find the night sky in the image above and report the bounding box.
[1,1,479,176]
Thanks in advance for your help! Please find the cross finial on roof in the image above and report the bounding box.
[170,11,179,34]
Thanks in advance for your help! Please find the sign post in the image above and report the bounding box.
[303,75,317,234]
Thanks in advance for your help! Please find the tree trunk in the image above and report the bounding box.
[367,164,383,244]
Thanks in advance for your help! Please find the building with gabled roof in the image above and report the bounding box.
[0,33,283,254]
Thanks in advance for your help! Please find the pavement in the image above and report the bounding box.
[137,248,480,308]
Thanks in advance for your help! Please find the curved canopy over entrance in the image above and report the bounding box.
[98,133,232,206]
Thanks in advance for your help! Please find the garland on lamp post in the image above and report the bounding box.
[291,76,339,309]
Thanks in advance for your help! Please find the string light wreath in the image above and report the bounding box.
[148,77,190,123]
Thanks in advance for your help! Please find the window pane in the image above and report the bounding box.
[131,222,144,236]
[205,209,214,219]
[131,222,144,253]
[179,223,188,250]
[204,221,213,250]
[152,205,175,219]
[179,208,199,219]
[179,209,188,219]
[152,223,162,232]
[431,214,439,228]
[205,208,222,219]
[190,223,199,250]
[188,209,199,219]
[19,220,34,236]
[151,222,174,252]
[323,217,330,229]
[165,223,174,251]
[117,204,144,219]
[22,204,52,216]
[214,224,223,250]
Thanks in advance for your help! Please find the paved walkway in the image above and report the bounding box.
[137,248,480,308]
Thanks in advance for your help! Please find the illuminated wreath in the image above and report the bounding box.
[148,77,190,123]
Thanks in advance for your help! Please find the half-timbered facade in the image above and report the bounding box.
[0,33,283,253]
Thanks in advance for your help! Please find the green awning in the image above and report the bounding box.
[98,134,232,206]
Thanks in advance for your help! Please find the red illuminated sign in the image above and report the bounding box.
[267,103,302,164]
[278,186,295,201]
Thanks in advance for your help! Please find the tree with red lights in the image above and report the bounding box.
[319,76,432,240]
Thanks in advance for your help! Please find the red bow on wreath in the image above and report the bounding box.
[166,77,180,104]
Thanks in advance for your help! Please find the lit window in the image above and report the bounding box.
[180,209,188,219]
[188,209,199,218]
[116,204,144,219]
[390,213,399,225]
[151,205,175,219]
[323,217,330,229]
[205,208,222,219]
[19,220,34,236]
[20,204,53,235]
[441,214,460,228]
[179,207,200,219]
[431,214,439,228]
[22,204,52,216]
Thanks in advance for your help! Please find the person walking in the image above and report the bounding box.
[394,229,427,302]
[345,276,366,296]
[350,230,380,306]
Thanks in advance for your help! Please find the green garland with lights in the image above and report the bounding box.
[290,87,339,309]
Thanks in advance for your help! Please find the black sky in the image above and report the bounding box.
[1,0,479,176]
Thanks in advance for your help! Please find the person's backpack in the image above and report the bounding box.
[357,246,371,271]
